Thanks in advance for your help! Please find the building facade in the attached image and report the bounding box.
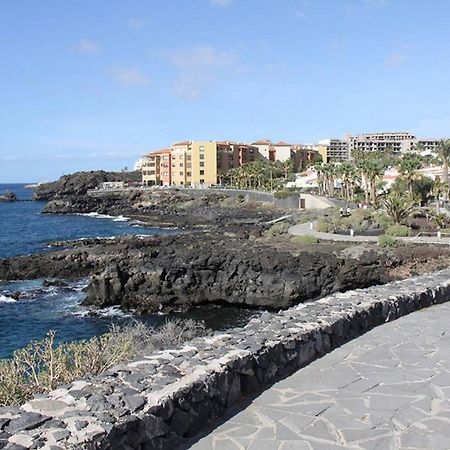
[142,148,172,186]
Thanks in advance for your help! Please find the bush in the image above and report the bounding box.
[0,320,207,407]
[236,194,245,203]
[386,224,411,237]
[315,220,334,233]
[273,190,290,199]
[265,221,290,237]
[378,234,398,248]
[292,235,319,244]
[373,212,394,229]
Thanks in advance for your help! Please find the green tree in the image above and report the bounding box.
[380,193,415,224]
[435,139,450,200]
[397,152,424,195]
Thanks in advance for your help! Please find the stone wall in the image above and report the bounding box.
[2,270,450,449]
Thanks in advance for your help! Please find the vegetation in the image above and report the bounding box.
[386,224,411,237]
[265,221,291,237]
[436,139,450,199]
[0,320,207,407]
[380,193,415,224]
[433,211,448,230]
[378,234,398,248]
[292,235,319,244]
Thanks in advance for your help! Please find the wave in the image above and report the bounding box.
[0,294,16,303]
[112,215,130,222]
[71,305,132,318]
[77,212,116,219]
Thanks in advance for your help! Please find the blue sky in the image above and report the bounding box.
[1,0,450,182]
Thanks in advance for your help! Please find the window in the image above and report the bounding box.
[179,163,184,167]
[199,146,205,152]
[199,154,205,160]
[186,155,192,161]
[200,170,204,176]
[180,171,184,176]
[200,162,205,167]
[186,163,192,168]
[149,171,155,175]
[172,163,176,168]
[200,179,205,183]
[187,172,191,177]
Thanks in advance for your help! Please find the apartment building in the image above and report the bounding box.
[348,132,416,155]
[251,140,319,170]
[318,139,350,162]
[141,148,172,186]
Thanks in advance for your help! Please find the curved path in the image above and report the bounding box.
[289,222,450,245]
[189,302,450,449]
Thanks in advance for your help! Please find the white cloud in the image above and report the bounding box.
[75,39,100,54]
[167,45,234,71]
[209,0,232,6]
[128,17,151,29]
[165,45,235,100]
[111,67,151,87]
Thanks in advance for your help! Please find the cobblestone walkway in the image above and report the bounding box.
[189,303,450,449]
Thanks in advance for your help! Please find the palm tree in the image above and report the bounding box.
[397,152,424,195]
[436,139,450,201]
[380,193,415,224]
[432,176,448,213]
[281,158,294,180]
[313,162,326,196]
[363,159,385,204]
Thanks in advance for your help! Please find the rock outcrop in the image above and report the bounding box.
[0,234,394,314]
[0,191,17,202]
[32,170,141,200]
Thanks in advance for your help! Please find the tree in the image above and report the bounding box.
[380,193,415,224]
[435,139,450,200]
[432,176,449,213]
[397,152,424,195]
[281,158,294,180]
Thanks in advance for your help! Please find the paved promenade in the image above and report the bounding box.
[189,303,450,449]
[289,222,450,245]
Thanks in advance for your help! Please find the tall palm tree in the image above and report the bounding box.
[397,152,424,195]
[436,139,450,200]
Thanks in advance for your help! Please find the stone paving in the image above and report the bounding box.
[189,302,450,450]
[289,221,450,245]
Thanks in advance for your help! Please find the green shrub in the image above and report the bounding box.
[273,190,290,199]
[292,235,319,244]
[373,212,394,229]
[315,220,334,233]
[265,221,290,237]
[378,234,398,248]
[0,320,207,407]
[386,224,411,237]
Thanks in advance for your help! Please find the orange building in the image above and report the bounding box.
[141,148,172,186]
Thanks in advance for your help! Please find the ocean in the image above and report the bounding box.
[0,184,255,358]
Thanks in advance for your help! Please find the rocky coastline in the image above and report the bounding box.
[2,171,450,315]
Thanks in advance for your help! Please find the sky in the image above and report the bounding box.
[1,0,450,182]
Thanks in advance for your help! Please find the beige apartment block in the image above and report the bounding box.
[189,141,217,187]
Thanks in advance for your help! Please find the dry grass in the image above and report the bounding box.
[0,319,207,406]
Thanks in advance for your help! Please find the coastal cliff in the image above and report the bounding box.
[0,233,394,313]
[32,170,141,200]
